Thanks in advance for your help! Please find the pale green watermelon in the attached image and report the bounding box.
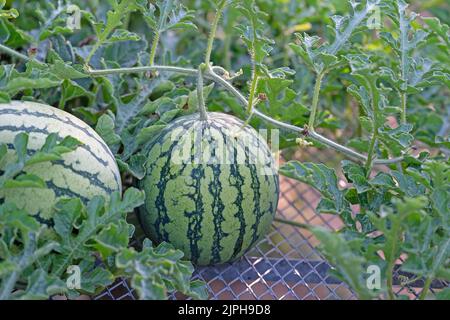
[0,101,121,218]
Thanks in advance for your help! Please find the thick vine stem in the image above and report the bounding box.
[86,65,198,77]
[197,63,208,121]
[0,43,43,64]
[148,31,160,77]
[0,44,406,165]
[247,74,259,113]
[204,0,227,66]
[308,71,325,129]
[400,92,407,124]
[365,132,377,173]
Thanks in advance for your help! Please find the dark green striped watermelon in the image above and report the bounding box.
[0,101,121,218]
[139,112,279,265]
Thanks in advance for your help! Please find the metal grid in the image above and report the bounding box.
[95,147,447,300]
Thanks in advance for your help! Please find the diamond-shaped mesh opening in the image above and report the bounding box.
[95,147,447,300]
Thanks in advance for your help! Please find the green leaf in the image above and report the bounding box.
[0,7,18,19]
[423,17,450,48]
[279,161,354,226]
[342,160,370,194]
[15,269,67,300]
[3,173,47,189]
[26,135,82,166]
[4,77,61,94]
[311,227,375,299]
[87,220,132,260]
[327,0,382,55]
[48,60,87,80]
[59,79,94,109]
[136,125,166,145]
[0,18,33,47]
[95,113,122,148]
[138,0,197,33]
[257,78,309,126]
[107,29,141,43]
[51,188,144,278]
[76,260,114,294]
[103,38,148,67]
[235,0,273,74]
[116,241,207,300]
[116,154,147,179]
[115,77,167,134]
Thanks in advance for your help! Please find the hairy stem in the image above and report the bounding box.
[327,1,379,55]
[364,71,381,175]
[204,1,227,66]
[365,132,377,174]
[197,64,208,121]
[149,31,160,66]
[386,263,396,300]
[386,223,399,300]
[419,238,449,300]
[87,65,198,77]
[400,92,407,124]
[247,74,259,113]
[418,277,432,300]
[0,233,36,300]
[309,71,325,129]
[85,40,101,66]
[0,43,37,64]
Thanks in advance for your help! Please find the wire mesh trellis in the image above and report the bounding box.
[95,147,448,300]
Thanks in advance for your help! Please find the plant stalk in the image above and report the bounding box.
[0,43,38,64]
[309,71,325,129]
[365,131,377,175]
[197,63,208,121]
[247,74,259,113]
[386,263,396,300]
[149,31,160,66]
[400,92,407,124]
[204,1,227,66]
[85,41,101,66]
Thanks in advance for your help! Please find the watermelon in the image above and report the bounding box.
[0,101,121,218]
[139,112,279,265]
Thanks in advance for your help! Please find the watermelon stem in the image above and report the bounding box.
[0,43,44,65]
[204,0,227,67]
[197,63,208,121]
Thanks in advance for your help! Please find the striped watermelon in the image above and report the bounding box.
[0,101,121,218]
[139,112,279,265]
